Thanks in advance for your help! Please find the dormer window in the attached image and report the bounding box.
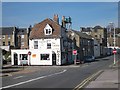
[44,24,52,35]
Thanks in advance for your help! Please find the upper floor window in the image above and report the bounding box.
[47,43,51,49]
[21,35,24,38]
[2,35,5,39]
[34,41,38,49]
[21,42,24,46]
[44,24,52,35]
[3,42,5,46]
[8,41,10,46]
[8,35,11,39]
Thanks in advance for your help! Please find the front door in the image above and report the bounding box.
[14,53,18,65]
[52,54,56,65]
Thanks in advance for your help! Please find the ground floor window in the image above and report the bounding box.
[40,54,50,60]
[20,54,28,60]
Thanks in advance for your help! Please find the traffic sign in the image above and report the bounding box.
[113,50,117,54]
[73,50,77,55]
[28,51,31,55]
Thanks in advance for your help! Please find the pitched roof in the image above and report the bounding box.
[29,18,62,39]
[94,25,103,29]
[81,28,92,32]
[0,27,15,35]
[69,29,93,39]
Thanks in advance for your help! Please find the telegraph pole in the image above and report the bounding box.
[113,23,116,65]
[109,22,116,65]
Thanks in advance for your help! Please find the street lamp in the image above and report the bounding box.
[109,22,116,65]
[88,40,90,55]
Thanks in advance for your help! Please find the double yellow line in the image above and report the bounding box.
[73,70,103,90]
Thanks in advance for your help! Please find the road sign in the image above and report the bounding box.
[73,50,77,55]
[113,50,117,54]
[28,51,31,55]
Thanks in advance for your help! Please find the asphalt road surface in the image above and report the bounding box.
[2,54,120,89]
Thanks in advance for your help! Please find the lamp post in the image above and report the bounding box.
[109,22,116,65]
[88,41,90,56]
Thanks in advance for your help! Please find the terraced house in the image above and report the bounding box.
[67,30,94,62]
[0,27,31,51]
[0,27,16,51]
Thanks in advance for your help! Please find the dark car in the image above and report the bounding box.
[75,59,84,64]
[84,56,95,62]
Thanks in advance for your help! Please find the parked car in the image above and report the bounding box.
[75,60,80,64]
[84,56,95,62]
[75,59,84,64]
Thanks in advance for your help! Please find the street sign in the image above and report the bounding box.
[28,51,31,55]
[113,50,117,54]
[73,50,77,55]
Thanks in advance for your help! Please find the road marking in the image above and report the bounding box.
[73,70,103,90]
[14,76,24,79]
[1,69,67,89]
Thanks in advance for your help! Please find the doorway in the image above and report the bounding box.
[52,52,56,65]
[14,53,18,65]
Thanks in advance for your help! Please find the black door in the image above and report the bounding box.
[52,54,56,65]
[14,54,18,65]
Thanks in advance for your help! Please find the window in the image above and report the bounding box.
[20,54,28,60]
[21,35,24,38]
[47,43,51,49]
[2,35,5,39]
[8,41,10,46]
[40,54,50,60]
[34,41,38,49]
[21,42,24,46]
[8,35,11,39]
[44,24,52,35]
[46,29,52,35]
[3,42,5,46]
[95,35,98,38]
[63,41,67,47]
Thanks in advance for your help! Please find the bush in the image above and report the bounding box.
[3,51,11,62]
[2,49,7,55]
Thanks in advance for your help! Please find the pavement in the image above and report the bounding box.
[0,64,44,77]
[0,63,82,77]
[83,61,120,89]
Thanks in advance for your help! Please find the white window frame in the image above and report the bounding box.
[21,42,24,46]
[34,41,38,49]
[21,35,24,38]
[47,43,51,49]
[2,35,5,39]
[44,24,52,35]
[8,35,11,39]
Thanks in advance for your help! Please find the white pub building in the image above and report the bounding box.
[11,15,71,65]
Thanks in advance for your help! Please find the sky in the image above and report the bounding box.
[2,2,118,30]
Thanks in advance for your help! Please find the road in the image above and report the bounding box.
[1,54,120,89]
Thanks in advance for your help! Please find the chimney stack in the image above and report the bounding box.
[53,14,59,24]
[62,16,66,27]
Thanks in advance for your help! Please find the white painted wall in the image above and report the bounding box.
[30,49,52,65]
[11,49,53,65]
[11,49,30,65]
[29,38,62,65]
